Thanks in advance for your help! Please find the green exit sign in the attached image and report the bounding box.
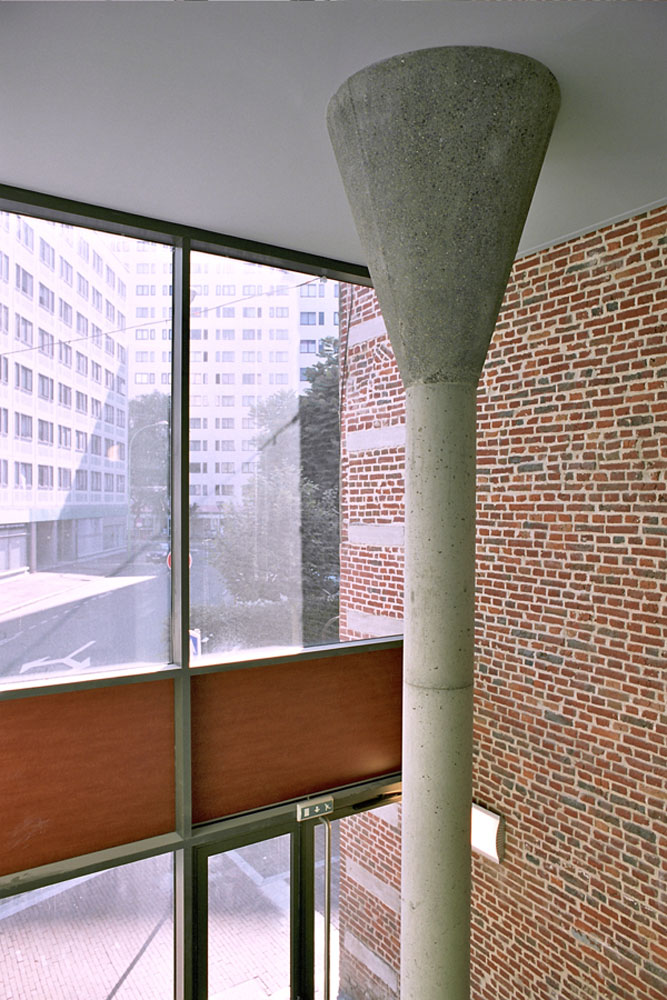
[296,796,334,822]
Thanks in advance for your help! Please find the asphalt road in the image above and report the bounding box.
[0,546,229,681]
[0,569,170,680]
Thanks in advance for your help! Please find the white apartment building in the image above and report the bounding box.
[0,213,340,575]
[118,245,340,530]
[0,213,131,573]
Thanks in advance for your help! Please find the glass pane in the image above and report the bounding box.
[316,805,401,1000]
[208,835,291,999]
[0,854,173,998]
[0,211,172,683]
[189,254,344,664]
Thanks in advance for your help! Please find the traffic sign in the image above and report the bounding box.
[167,551,192,569]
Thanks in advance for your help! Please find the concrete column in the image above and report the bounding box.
[328,47,559,1000]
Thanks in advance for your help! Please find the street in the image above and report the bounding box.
[0,828,342,999]
[0,544,230,681]
[0,566,170,681]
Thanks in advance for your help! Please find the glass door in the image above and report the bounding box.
[207,834,292,1000]
[315,803,401,1000]
[194,780,401,1000]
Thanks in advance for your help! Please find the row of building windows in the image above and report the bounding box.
[1,395,125,428]
[11,266,126,326]
[188,462,251,475]
[135,307,172,319]
[187,418,258,432]
[188,482,238,497]
[2,408,125,455]
[134,327,294,342]
[1,460,126,493]
[135,373,171,385]
[131,268,305,300]
[189,439,260,453]
[299,283,331,298]
[188,351,292,364]
[130,335,314,359]
[8,360,123,392]
[188,394,260,408]
[5,218,127,292]
[9,379,127,409]
[4,309,126,363]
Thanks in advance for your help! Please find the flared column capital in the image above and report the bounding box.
[327,46,560,386]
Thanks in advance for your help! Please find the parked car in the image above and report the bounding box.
[146,542,169,564]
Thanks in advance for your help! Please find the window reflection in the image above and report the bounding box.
[0,855,173,999]
[0,212,171,682]
[189,256,342,663]
[208,836,291,998]
[0,210,356,680]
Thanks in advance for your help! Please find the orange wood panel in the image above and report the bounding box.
[191,647,402,823]
[0,679,175,877]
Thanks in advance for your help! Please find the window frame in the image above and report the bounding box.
[0,184,400,1000]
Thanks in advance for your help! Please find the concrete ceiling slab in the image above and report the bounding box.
[0,1,665,264]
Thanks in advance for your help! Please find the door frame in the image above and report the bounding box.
[190,774,401,1000]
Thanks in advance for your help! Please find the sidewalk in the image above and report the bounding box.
[0,569,155,625]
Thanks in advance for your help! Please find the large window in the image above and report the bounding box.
[188,252,342,663]
[0,212,171,681]
[0,855,174,999]
[0,215,353,681]
[0,193,400,1000]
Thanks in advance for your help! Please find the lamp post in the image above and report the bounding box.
[126,419,169,552]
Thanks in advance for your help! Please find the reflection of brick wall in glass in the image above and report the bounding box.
[337,206,667,1000]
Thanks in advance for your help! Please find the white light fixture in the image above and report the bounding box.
[471,803,505,863]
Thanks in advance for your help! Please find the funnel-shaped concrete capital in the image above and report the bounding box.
[327,46,560,385]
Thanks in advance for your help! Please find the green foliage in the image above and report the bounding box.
[128,392,170,524]
[211,391,303,647]
[206,344,340,651]
[299,339,340,642]
[299,337,340,494]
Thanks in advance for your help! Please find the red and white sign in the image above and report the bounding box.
[167,551,192,569]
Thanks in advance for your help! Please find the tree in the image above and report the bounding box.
[299,337,340,643]
[128,392,170,540]
[203,343,341,653]
[299,336,340,494]
[208,391,303,649]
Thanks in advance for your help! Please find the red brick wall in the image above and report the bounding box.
[339,285,405,642]
[338,806,402,1000]
[338,205,667,999]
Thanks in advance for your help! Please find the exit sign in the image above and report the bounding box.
[296,796,334,822]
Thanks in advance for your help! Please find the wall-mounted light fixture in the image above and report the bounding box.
[471,803,505,863]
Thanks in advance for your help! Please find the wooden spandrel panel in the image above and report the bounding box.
[191,646,402,823]
[0,679,175,877]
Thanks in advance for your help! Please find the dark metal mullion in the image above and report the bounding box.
[0,183,373,287]
[291,823,315,1000]
[177,845,208,1000]
[171,237,191,677]
[172,239,194,1000]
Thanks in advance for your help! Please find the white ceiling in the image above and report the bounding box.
[1,2,665,267]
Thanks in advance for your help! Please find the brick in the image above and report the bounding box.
[338,204,667,1000]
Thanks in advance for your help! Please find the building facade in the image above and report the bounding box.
[337,204,667,1000]
[0,213,130,573]
[117,241,340,525]
[0,216,340,573]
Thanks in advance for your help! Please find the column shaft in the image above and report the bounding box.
[327,45,560,999]
[401,382,476,1000]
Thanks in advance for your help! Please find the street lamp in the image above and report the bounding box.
[126,420,169,551]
